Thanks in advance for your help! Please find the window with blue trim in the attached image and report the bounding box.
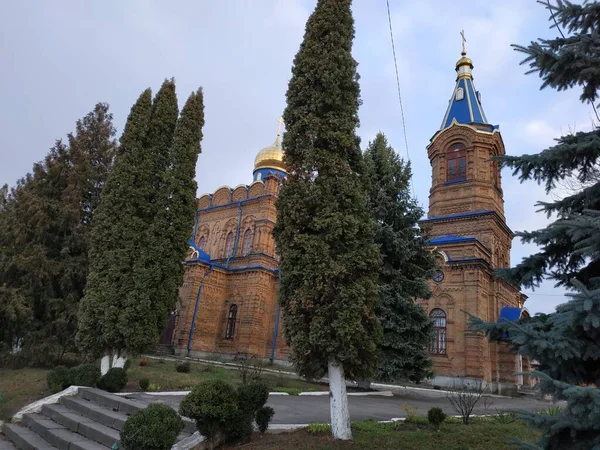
[447,143,466,181]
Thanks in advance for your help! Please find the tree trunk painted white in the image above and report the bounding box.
[100,352,111,376]
[111,350,127,368]
[328,360,352,440]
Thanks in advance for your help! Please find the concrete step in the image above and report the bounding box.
[78,388,146,416]
[2,423,58,450]
[22,414,110,450]
[39,406,120,449]
[58,397,127,431]
[0,434,19,450]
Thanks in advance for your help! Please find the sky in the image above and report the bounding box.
[1,0,593,315]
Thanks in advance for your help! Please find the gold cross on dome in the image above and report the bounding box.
[460,30,467,53]
[277,116,284,136]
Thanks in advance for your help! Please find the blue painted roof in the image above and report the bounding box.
[440,76,489,129]
[498,307,524,323]
[429,235,477,245]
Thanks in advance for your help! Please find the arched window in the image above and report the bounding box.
[447,143,467,181]
[198,236,206,251]
[429,308,447,355]
[225,304,237,339]
[242,229,253,256]
[225,232,235,257]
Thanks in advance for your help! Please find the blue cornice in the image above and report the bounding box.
[183,259,279,275]
[197,194,275,214]
[421,210,494,222]
[429,235,478,246]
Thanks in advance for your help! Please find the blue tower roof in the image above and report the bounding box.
[438,50,498,132]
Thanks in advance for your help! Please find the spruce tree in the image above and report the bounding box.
[273,0,381,440]
[470,2,600,448]
[363,133,436,384]
[0,104,116,364]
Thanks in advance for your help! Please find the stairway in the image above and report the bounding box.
[1,388,195,450]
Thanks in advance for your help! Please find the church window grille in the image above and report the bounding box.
[225,232,235,257]
[225,304,238,339]
[429,308,447,355]
[447,143,467,181]
[198,236,206,251]
[242,229,253,256]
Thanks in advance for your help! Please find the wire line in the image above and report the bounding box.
[385,0,415,197]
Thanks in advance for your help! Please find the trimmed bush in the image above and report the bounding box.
[256,406,275,434]
[179,380,238,447]
[139,378,150,391]
[120,403,184,450]
[237,380,269,416]
[98,367,128,393]
[176,361,191,373]
[427,407,447,431]
[69,364,101,387]
[47,365,71,393]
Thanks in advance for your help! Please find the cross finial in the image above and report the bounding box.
[276,116,284,136]
[460,30,467,54]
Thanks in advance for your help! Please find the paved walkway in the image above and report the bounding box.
[126,390,551,424]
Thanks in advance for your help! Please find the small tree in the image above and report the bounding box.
[427,407,447,431]
[445,379,486,424]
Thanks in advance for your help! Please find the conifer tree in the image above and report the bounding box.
[364,133,436,383]
[78,90,153,368]
[470,2,600,448]
[0,104,116,364]
[273,0,381,440]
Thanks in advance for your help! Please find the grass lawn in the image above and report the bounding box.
[0,368,49,421]
[228,419,538,450]
[125,357,326,393]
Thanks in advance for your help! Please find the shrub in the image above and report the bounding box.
[308,423,331,435]
[402,403,418,423]
[123,359,132,371]
[256,406,275,434]
[176,361,191,373]
[47,365,71,393]
[179,380,238,447]
[120,403,184,450]
[69,364,101,387]
[139,357,148,367]
[237,380,269,416]
[427,407,446,431]
[139,378,150,391]
[98,367,128,393]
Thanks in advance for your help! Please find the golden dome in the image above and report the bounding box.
[456,51,473,69]
[455,51,474,80]
[254,118,286,173]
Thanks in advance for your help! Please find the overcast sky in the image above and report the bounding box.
[1,1,593,315]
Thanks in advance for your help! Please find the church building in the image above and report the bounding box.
[169,49,530,393]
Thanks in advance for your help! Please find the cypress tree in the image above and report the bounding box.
[0,104,117,365]
[78,90,153,365]
[117,79,179,357]
[363,133,436,384]
[470,2,600,448]
[273,0,381,440]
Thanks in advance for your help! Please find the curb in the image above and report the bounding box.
[117,390,394,397]
[11,386,79,422]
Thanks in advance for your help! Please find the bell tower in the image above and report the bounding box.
[418,44,528,393]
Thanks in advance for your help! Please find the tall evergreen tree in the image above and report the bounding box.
[78,89,153,366]
[79,80,204,371]
[470,2,600,448]
[273,0,381,440]
[0,104,117,365]
[364,133,436,384]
